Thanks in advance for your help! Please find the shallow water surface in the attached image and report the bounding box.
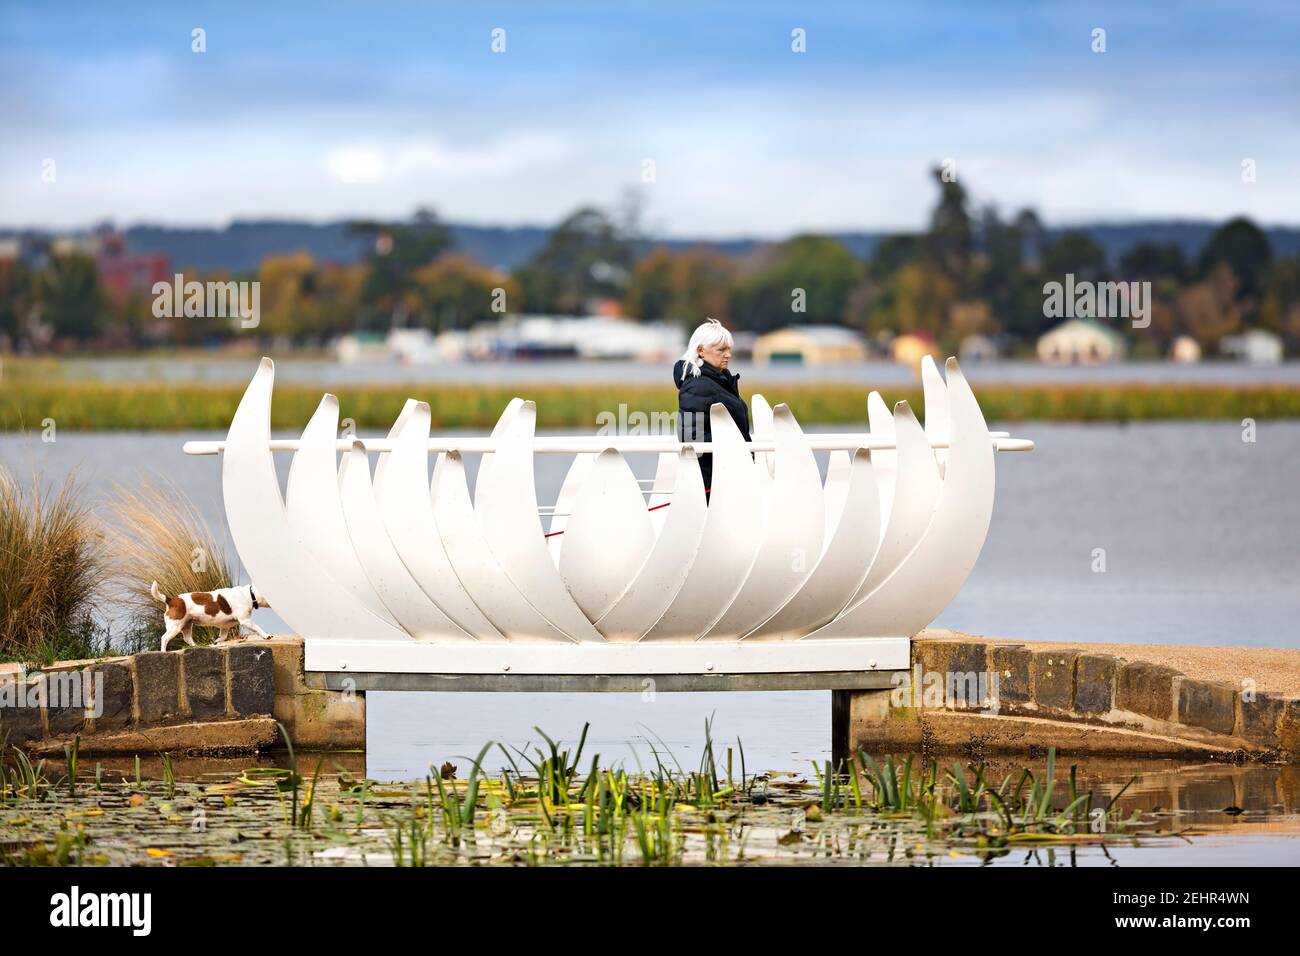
[6,752,1296,866]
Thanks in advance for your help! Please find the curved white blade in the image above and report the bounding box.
[339,442,471,640]
[808,358,994,638]
[742,447,880,640]
[375,401,505,641]
[598,448,707,641]
[474,397,524,511]
[640,405,763,641]
[547,452,595,565]
[822,449,851,558]
[473,401,607,642]
[646,451,677,537]
[221,358,407,642]
[430,451,573,642]
[921,354,950,478]
[867,390,895,527]
[751,392,775,480]
[839,400,940,613]
[285,394,402,628]
[559,449,656,622]
[702,404,824,640]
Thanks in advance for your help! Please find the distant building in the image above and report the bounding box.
[334,331,388,364]
[890,330,939,367]
[958,333,1000,362]
[338,315,687,364]
[386,328,440,364]
[96,233,170,307]
[1221,329,1283,365]
[753,325,867,365]
[1168,335,1202,364]
[1037,319,1126,365]
[491,315,684,361]
[730,329,756,359]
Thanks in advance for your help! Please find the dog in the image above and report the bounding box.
[150,581,272,651]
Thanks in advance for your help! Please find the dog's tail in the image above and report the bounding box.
[150,580,168,605]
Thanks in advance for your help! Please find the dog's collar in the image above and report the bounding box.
[249,586,259,610]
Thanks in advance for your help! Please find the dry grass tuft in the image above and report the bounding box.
[102,478,233,648]
[0,467,107,660]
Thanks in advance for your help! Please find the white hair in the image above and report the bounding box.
[679,318,734,378]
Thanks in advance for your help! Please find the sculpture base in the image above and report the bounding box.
[303,637,910,677]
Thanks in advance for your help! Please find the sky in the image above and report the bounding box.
[1,0,1298,238]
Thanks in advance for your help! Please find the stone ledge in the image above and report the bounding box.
[911,629,1300,759]
[2,635,361,754]
[854,707,1254,760]
[27,717,281,757]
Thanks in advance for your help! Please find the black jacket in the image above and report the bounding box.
[674,358,752,492]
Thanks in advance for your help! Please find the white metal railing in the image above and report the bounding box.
[183,433,1033,455]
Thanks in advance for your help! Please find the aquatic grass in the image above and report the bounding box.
[7,376,1300,431]
[62,735,79,797]
[0,728,1188,867]
[432,740,494,837]
[2,741,50,802]
[0,468,107,662]
[160,751,175,800]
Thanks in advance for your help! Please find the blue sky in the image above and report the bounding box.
[2,1,1298,236]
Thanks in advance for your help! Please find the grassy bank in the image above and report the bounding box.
[4,380,1300,431]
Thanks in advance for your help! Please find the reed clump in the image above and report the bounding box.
[101,478,233,650]
[0,468,108,663]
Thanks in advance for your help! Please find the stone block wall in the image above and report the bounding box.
[909,637,1300,755]
[0,638,360,755]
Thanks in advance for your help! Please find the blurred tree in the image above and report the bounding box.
[1013,208,1044,271]
[0,258,34,346]
[102,289,154,348]
[1176,263,1242,353]
[1259,256,1300,349]
[869,234,921,278]
[1041,231,1106,280]
[624,247,676,321]
[624,245,738,323]
[1120,241,1187,280]
[676,246,739,324]
[40,252,102,341]
[863,259,956,340]
[258,251,320,340]
[315,262,367,340]
[841,279,882,335]
[948,299,997,345]
[410,255,519,331]
[1196,217,1271,298]
[349,208,454,326]
[515,207,635,314]
[926,166,973,276]
[730,234,862,333]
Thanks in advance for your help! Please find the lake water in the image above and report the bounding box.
[3,420,1297,778]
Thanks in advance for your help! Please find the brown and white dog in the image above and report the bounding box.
[150,581,272,651]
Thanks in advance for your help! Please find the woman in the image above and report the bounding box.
[673,318,752,497]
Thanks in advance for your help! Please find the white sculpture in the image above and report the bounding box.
[184,356,1033,675]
